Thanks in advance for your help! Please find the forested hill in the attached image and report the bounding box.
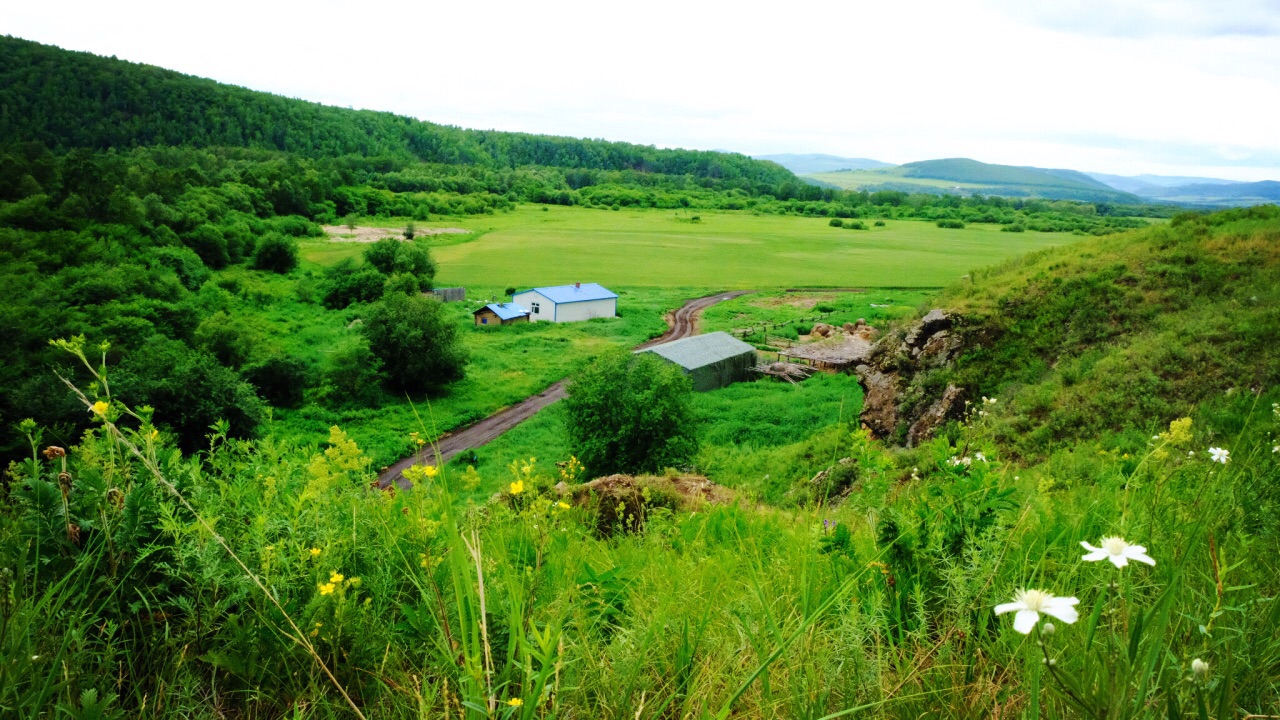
[0,36,792,185]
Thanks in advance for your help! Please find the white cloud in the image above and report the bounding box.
[2,0,1279,180]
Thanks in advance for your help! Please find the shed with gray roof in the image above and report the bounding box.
[638,332,758,391]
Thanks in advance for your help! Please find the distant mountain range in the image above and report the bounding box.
[753,154,893,174]
[761,153,1277,207]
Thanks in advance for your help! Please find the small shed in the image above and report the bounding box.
[638,332,757,392]
[429,287,466,303]
[512,283,617,323]
[473,302,530,326]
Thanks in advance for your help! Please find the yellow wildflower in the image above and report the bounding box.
[149,428,159,440]
[90,400,109,416]
[509,480,525,495]
[423,465,439,478]
[557,501,571,510]
[318,582,336,596]
[507,698,523,707]
[309,547,322,558]
[329,572,345,584]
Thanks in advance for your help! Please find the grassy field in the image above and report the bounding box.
[299,205,1074,289]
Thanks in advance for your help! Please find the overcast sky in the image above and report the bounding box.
[5,0,1280,181]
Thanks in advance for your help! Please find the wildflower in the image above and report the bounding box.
[507,698,523,707]
[309,547,322,558]
[509,480,525,495]
[423,464,439,478]
[90,400,109,416]
[1191,658,1210,682]
[557,501,571,510]
[1080,536,1155,568]
[318,582,336,596]
[329,572,345,584]
[1208,447,1229,464]
[1273,446,1279,453]
[994,589,1080,634]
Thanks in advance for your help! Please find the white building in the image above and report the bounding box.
[511,283,618,323]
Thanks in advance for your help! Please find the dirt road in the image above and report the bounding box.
[376,290,749,489]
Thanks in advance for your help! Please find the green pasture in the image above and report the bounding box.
[299,205,1073,289]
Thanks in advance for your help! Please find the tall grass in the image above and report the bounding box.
[4,337,1277,717]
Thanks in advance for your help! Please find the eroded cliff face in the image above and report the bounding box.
[854,309,970,446]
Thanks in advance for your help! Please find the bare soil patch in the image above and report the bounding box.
[322,225,470,242]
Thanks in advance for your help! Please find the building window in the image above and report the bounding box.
[481,317,488,324]
[531,302,540,314]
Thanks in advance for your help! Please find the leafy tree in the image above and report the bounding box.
[363,238,401,275]
[184,224,229,269]
[193,311,265,369]
[403,222,416,240]
[113,336,266,451]
[562,349,698,477]
[322,337,385,407]
[363,237,436,288]
[320,258,386,309]
[242,354,309,408]
[361,293,465,394]
[251,231,299,273]
[384,272,421,295]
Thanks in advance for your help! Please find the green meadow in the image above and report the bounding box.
[300,205,1074,288]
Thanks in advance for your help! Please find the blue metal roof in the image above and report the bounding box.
[517,283,618,304]
[476,302,530,321]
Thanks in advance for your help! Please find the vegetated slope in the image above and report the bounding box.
[0,36,792,186]
[753,153,893,174]
[899,205,1280,456]
[898,158,1139,203]
[809,159,1142,203]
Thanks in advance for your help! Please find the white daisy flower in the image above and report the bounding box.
[1080,536,1155,568]
[995,589,1080,634]
[1209,447,1230,464]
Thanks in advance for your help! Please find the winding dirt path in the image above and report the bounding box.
[376,291,750,489]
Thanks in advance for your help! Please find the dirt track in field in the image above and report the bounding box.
[376,290,750,490]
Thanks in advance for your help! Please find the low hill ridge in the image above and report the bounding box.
[0,36,793,186]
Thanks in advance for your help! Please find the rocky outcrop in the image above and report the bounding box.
[853,309,969,446]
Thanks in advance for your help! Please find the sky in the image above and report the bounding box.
[5,0,1280,181]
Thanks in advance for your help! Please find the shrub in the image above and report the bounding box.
[251,231,299,273]
[829,218,844,227]
[322,337,385,407]
[1002,223,1026,233]
[183,223,229,269]
[113,336,266,451]
[843,220,868,230]
[241,354,309,408]
[320,258,386,309]
[384,272,421,295]
[150,246,210,290]
[361,293,466,394]
[563,348,698,477]
[936,219,966,229]
[874,220,886,226]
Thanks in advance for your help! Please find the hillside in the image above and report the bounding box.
[0,36,793,186]
[753,153,892,174]
[808,158,1142,203]
[1087,171,1243,194]
[861,204,1280,456]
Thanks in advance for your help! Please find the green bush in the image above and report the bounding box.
[361,293,466,395]
[828,218,844,227]
[320,258,386,309]
[251,231,299,273]
[936,219,965,229]
[1001,223,1026,232]
[843,220,868,230]
[563,348,698,476]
